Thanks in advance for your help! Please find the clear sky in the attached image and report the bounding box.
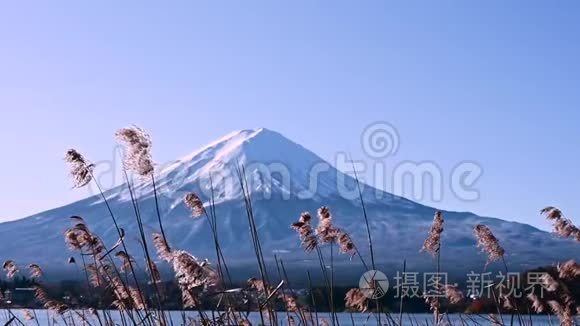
[0,1,578,230]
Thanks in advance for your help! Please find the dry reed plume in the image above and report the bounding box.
[110,274,134,310]
[2,260,18,279]
[34,286,69,315]
[115,126,154,177]
[85,263,103,288]
[421,211,444,255]
[64,219,105,257]
[171,249,219,308]
[173,250,219,289]
[129,286,147,310]
[304,206,357,256]
[444,284,465,304]
[152,232,221,308]
[473,224,505,264]
[63,217,150,315]
[316,206,339,244]
[557,260,580,280]
[526,262,579,326]
[527,293,547,313]
[115,251,134,273]
[548,301,575,326]
[337,231,355,256]
[184,193,205,218]
[147,259,163,284]
[344,288,368,312]
[64,149,94,188]
[278,292,299,312]
[541,206,580,242]
[290,212,318,253]
[247,277,270,293]
[153,232,173,263]
[28,263,43,279]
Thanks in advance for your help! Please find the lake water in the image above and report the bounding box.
[0,310,571,325]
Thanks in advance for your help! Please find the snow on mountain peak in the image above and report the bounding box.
[174,128,271,164]
[122,128,336,206]
[161,128,293,171]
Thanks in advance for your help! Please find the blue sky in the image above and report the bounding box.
[0,1,578,230]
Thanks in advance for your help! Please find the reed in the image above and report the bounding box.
[235,163,277,325]
[541,207,580,242]
[8,126,578,326]
[421,211,445,325]
[525,261,579,326]
[184,190,232,287]
[119,165,167,319]
[65,148,150,323]
[351,162,384,325]
[473,224,505,266]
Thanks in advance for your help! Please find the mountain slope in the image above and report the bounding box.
[1,128,577,278]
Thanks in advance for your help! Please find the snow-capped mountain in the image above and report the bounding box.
[1,128,578,280]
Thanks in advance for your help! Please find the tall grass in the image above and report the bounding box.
[421,211,444,325]
[2,127,578,326]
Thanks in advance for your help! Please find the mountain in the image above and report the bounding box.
[2,128,578,281]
